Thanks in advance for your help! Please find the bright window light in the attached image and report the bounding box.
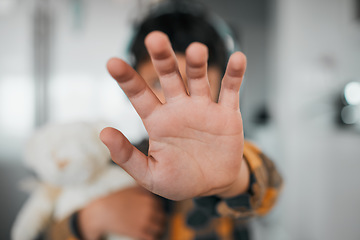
[344,81,360,105]
[0,75,35,136]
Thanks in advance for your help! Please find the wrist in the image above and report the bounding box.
[216,157,250,199]
[78,202,104,240]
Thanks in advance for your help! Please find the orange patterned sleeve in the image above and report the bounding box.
[216,141,283,218]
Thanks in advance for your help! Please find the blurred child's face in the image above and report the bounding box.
[137,53,222,103]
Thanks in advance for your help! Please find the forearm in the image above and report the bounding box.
[78,206,103,240]
[37,204,103,240]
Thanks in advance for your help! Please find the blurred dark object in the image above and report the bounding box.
[253,105,271,125]
[356,0,360,21]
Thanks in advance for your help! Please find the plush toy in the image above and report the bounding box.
[11,122,135,240]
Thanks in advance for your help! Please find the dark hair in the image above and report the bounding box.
[128,1,234,73]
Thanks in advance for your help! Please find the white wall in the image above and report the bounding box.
[265,0,360,239]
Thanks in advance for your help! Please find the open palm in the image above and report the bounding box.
[101,31,247,201]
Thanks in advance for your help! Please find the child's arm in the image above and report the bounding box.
[101,31,248,201]
[38,186,166,240]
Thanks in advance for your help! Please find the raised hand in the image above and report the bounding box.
[101,31,248,201]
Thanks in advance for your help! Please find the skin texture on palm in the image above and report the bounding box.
[101,31,248,201]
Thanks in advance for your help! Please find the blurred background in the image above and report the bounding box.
[1,0,360,239]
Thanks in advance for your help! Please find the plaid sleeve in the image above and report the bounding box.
[216,141,283,219]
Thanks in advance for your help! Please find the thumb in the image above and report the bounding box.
[100,127,151,188]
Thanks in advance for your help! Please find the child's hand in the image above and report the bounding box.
[78,186,166,240]
[101,31,248,201]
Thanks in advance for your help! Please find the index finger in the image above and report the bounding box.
[107,57,162,120]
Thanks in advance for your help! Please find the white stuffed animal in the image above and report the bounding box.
[11,122,135,240]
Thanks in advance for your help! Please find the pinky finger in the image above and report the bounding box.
[218,52,247,110]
